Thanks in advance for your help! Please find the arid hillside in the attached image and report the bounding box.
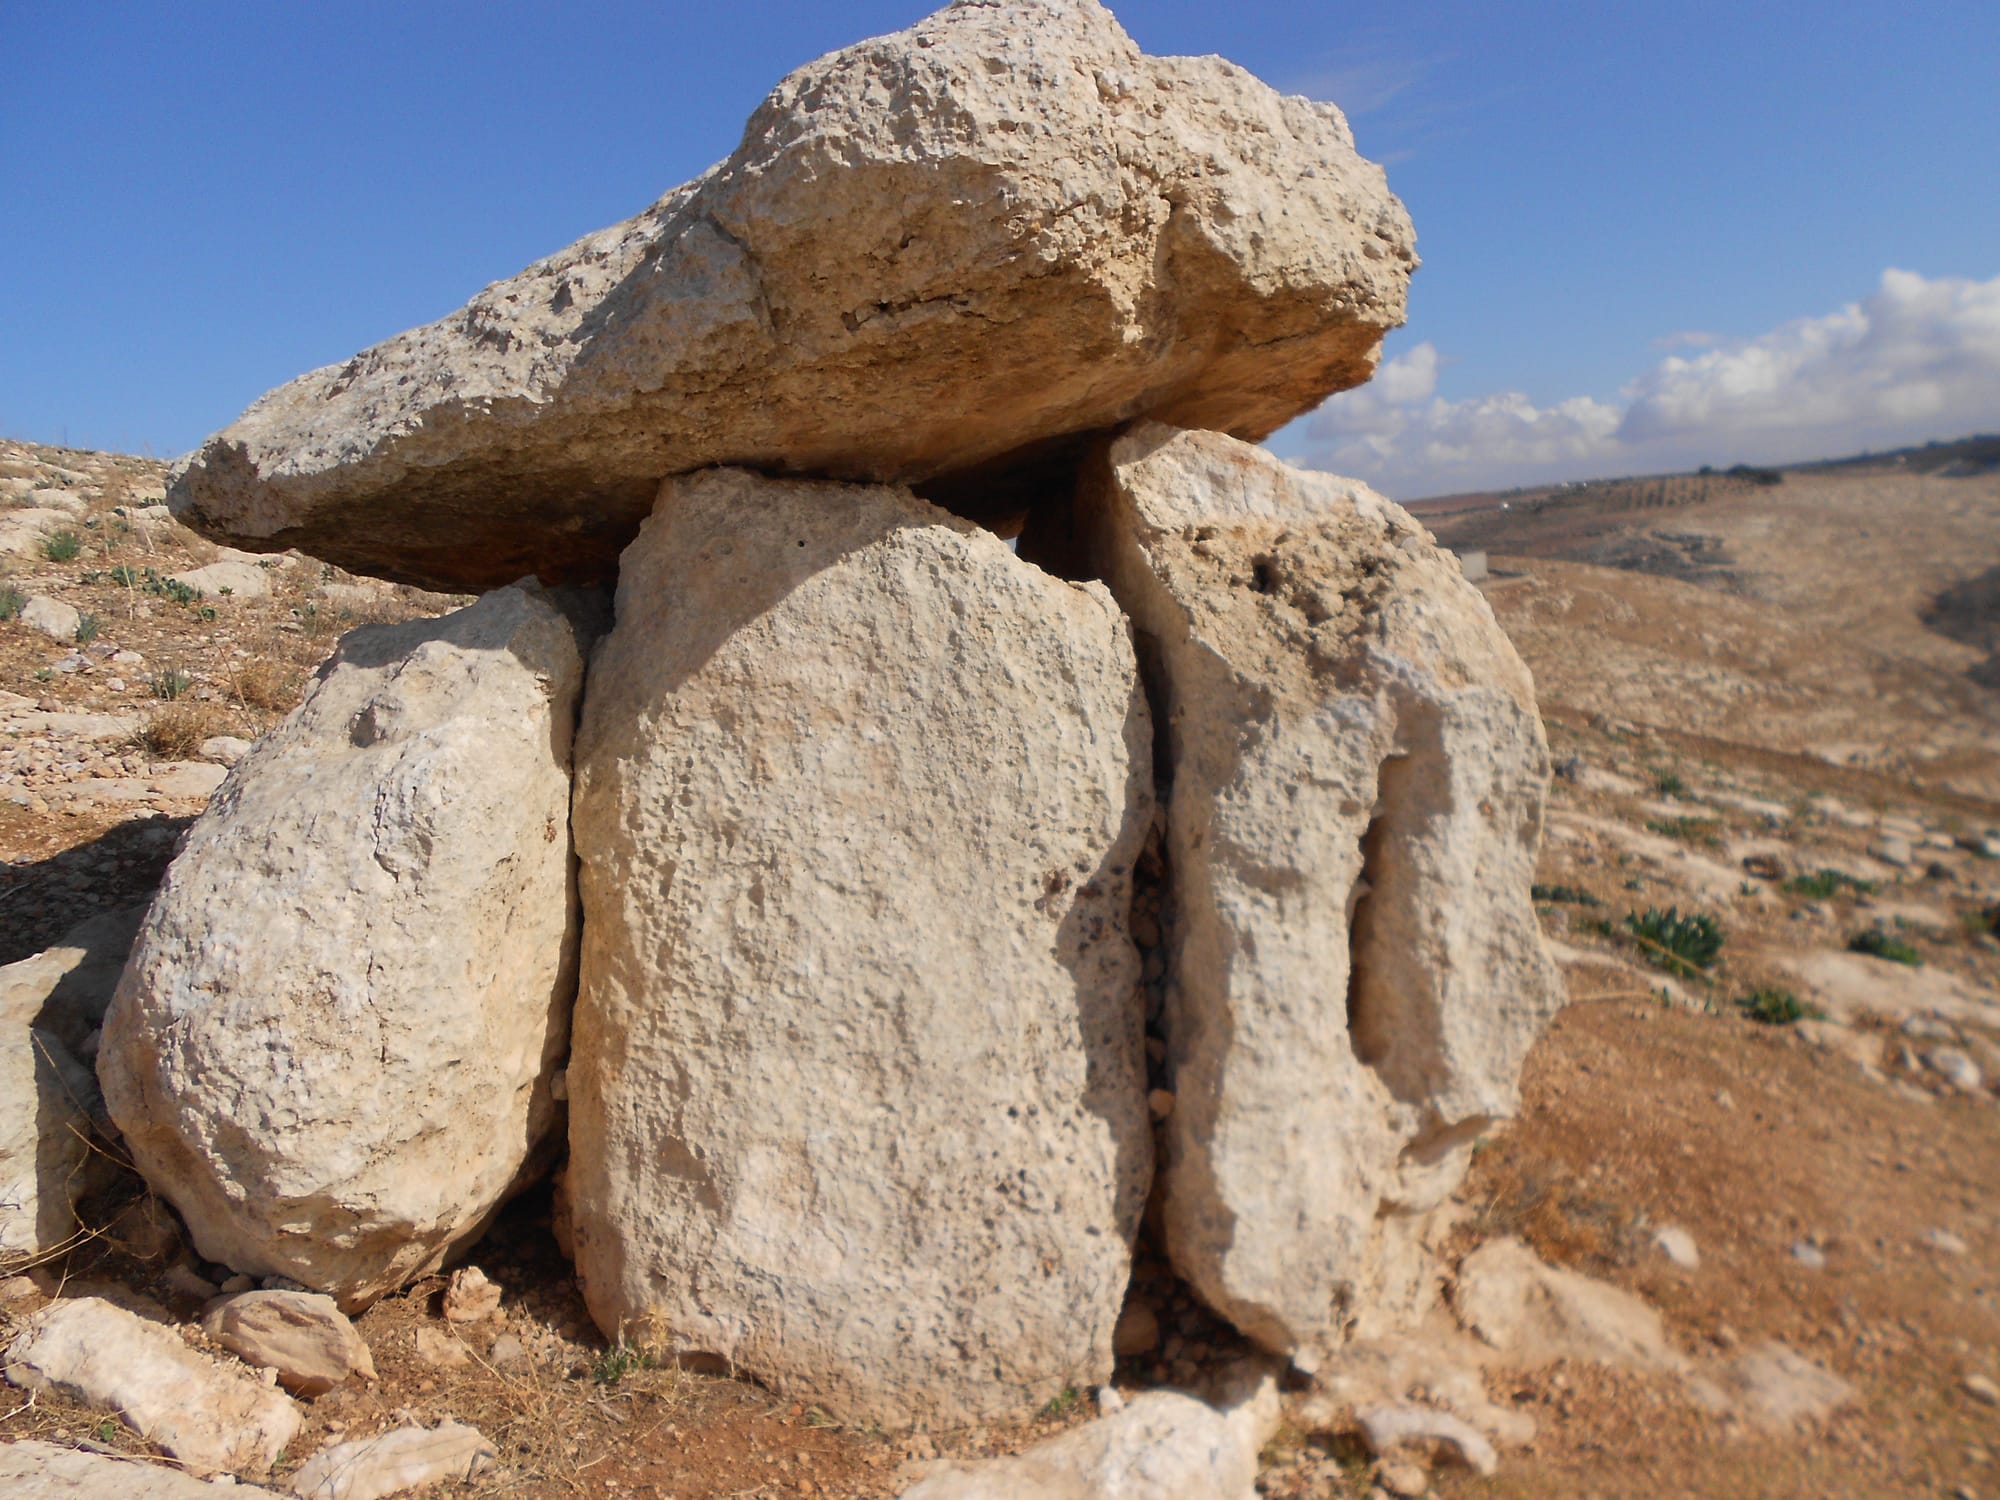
[1424,457,2000,802]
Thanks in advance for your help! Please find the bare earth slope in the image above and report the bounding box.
[4,437,2000,1498]
[1430,464,2000,801]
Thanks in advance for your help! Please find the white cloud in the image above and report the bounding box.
[1286,268,2000,498]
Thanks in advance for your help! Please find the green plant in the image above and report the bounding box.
[0,585,23,621]
[1646,815,1718,845]
[1738,987,1821,1025]
[96,1421,118,1443]
[1849,929,1922,966]
[42,530,83,562]
[590,1341,649,1386]
[1962,906,2000,940]
[1040,1386,1083,1420]
[1624,907,1724,979]
[1580,915,1616,939]
[1651,768,1688,799]
[1784,868,1876,900]
[149,669,193,701]
[1532,883,1601,907]
[73,612,100,645]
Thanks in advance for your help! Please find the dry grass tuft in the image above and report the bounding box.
[231,656,305,714]
[140,702,230,760]
[1463,1139,1642,1272]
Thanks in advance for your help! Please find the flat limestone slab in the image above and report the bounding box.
[169,0,1411,590]
[0,1441,279,1498]
[568,469,1154,1428]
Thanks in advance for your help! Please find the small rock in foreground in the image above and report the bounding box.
[1355,1404,1497,1477]
[201,1290,376,1397]
[898,1375,1277,1500]
[3,1297,300,1476]
[286,1420,494,1500]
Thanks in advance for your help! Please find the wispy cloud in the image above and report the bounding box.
[1287,269,2000,498]
[1273,37,1483,162]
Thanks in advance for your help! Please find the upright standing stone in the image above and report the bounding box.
[99,584,589,1309]
[1079,423,1561,1370]
[569,469,1153,1428]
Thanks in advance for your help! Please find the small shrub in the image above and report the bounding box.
[1784,869,1876,900]
[1651,768,1688,799]
[42,530,83,562]
[0,585,23,621]
[1739,987,1820,1025]
[1532,883,1602,907]
[149,669,193,701]
[106,564,203,606]
[73,612,100,645]
[1580,915,1616,939]
[1646,815,1718,845]
[1849,929,1922,966]
[1624,907,1725,979]
[140,702,226,759]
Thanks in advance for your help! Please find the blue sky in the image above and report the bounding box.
[4,2,1995,497]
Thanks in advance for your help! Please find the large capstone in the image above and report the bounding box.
[1079,423,1561,1370]
[567,468,1154,1428]
[169,0,1413,590]
[98,583,590,1309]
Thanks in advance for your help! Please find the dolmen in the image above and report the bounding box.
[82,0,1559,1436]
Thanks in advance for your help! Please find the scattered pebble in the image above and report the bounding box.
[1376,1458,1430,1497]
[1790,1242,1827,1270]
[1967,1374,2000,1407]
[1653,1225,1700,1270]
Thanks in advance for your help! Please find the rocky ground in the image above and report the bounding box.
[5,436,2000,1497]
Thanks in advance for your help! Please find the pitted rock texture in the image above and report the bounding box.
[98,584,589,1310]
[169,0,1413,590]
[1079,423,1561,1370]
[568,468,1154,1428]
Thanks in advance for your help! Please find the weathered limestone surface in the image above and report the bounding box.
[286,1421,495,1500]
[899,1376,1278,1500]
[568,469,1154,1428]
[0,1441,279,1498]
[1453,1237,1681,1372]
[1079,423,1561,1370]
[0,910,142,1258]
[98,584,589,1309]
[169,0,1413,590]
[4,1297,301,1477]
